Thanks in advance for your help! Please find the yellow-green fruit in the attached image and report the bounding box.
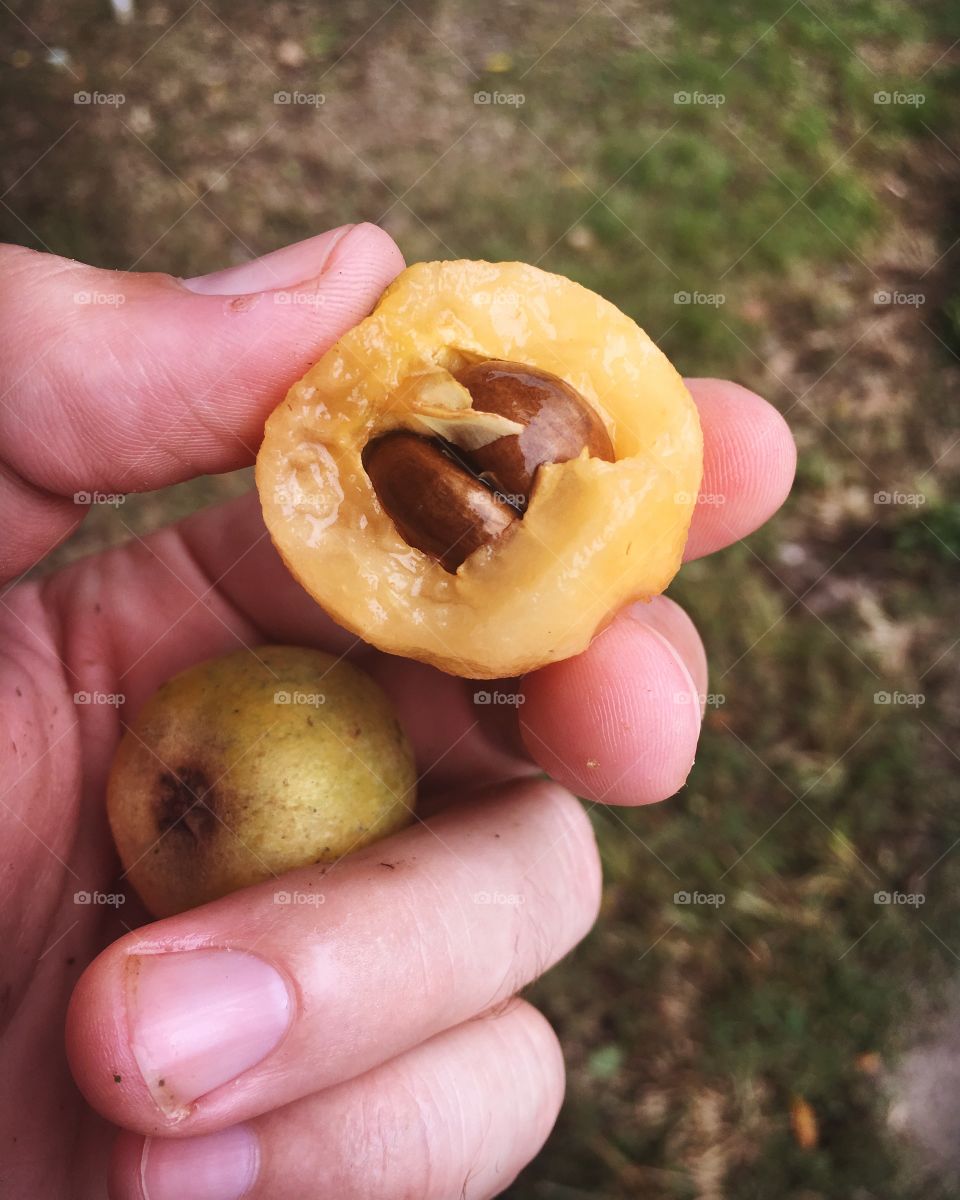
[107,646,416,917]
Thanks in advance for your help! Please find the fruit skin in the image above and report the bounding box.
[107,646,416,918]
[256,259,703,679]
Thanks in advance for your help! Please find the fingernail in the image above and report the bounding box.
[626,598,683,645]
[128,949,292,1114]
[627,599,705,715]
[181,224,356,295]
[141,1125,259,1200]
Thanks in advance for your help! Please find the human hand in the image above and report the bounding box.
[0,225,794,1199]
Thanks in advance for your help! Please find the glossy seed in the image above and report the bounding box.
[362,431,517,572]
[455,359,614,511]
[364,362,614,572]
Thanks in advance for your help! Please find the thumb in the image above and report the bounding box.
[0,223,404,578]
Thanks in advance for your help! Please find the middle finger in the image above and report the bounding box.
[67,778,600,1137]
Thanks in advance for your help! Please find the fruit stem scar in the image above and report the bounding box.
[156,767,215,842]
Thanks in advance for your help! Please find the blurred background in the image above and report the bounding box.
[2,1,958,1195]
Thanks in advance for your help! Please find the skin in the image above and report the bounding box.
[108,646,416,917]
[0,224,795,1199]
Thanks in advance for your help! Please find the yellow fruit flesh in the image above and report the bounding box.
[256,260,703,678]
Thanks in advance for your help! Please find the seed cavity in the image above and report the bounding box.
[364,360,614,572]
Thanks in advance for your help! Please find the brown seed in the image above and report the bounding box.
[362,431,517,573]
[455,359,614,510]
[363,364,614,573]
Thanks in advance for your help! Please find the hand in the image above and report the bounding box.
[0,226,795,1199]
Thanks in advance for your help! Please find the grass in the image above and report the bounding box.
[2,0,958,1195]
[397,0,953,375]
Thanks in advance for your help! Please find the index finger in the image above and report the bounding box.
[66,779,599,1136]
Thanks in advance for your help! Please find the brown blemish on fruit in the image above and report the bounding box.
[156,767,216,842]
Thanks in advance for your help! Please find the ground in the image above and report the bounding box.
[2,1,959,1196]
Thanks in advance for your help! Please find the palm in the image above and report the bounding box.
[0,234,796,1198]
[1,489,529,1196]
